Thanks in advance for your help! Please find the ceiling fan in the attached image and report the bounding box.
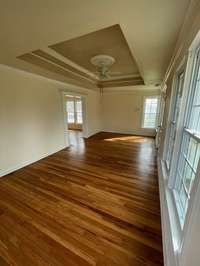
[90,54,120,79]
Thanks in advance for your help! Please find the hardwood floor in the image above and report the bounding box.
[0,132,163,266]
[68,129,84,146]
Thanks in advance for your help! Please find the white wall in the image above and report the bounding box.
[0,64,160,179]
[102,86,160,137]
[0,64,101,177]
[85,92,102,137]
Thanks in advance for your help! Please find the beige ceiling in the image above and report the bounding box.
[0,0,190,90]
[18,25,144,88]
[50,25,139,77]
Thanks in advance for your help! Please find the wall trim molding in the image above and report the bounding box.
[0,145,68,178]
[102,85,161,93]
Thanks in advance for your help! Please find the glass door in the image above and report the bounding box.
[66,96,83,130]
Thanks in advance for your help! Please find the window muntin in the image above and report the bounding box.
[143,97,159,128]
[173,49,200,223]
[166,71,184,170]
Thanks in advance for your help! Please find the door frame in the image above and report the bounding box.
[66,96,83,130]
[60,90,89,146]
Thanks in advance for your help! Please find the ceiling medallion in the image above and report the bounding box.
[90,55,115,79]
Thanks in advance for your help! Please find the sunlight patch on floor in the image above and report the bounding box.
[103,136,149,143]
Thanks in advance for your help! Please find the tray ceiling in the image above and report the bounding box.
[50,25,139,77]
[18,25,144,89]
[0,0,190,90]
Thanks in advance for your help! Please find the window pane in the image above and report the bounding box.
[151,98,158,104]
[67,101,74,113]
[188,58,200,133]
[145,105,151,113]
[187,138,197,166]
[193,67,200,106]
[182,162,193,192]
[76,100,82,112]
[166,123,176,167]
[175,131,200,221]
[143,97,159,128]
[66,100,75,123]
[194,144,200,170]
[67,112,74,123]
[75,100,83,124]
[166,71,184,170]
[151,104,157,113]
[190,106,200,132]
[173,72,184,122]
[180,184,188,216]
[77,112,83,124]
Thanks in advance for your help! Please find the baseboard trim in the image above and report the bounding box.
[0,145,68,178]
[84,130,101,138]
[101,130,155,138]
[0,130,102,177]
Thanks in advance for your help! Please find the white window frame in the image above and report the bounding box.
[172,48,200,226]
[165,67,185,172]
[141,96,160,129]
[165,46,200,232]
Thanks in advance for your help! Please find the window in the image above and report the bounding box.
[66,100,75,123]
[173,49,200,224]
[166,71,184,170]
[142,96,159,128]
[76,100,83,124]
[66,96,83,125]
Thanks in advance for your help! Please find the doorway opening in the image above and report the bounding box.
[64,94,85,146]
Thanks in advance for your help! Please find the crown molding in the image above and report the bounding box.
[98,76,144,88]
[32,50,97,82]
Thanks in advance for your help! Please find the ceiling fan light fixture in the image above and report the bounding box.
[90,54,115,79]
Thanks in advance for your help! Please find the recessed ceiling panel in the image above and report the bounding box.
[50,24,140,78]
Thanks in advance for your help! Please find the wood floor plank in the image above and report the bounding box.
[0,131,163,265]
